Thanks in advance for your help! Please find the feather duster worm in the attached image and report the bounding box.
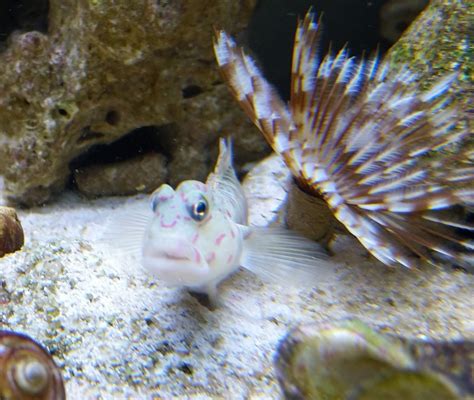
[214,10,473,269]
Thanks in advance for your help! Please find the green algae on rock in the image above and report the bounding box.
[386,0,473,138]
[275,320,472,400]
[0,0,264,205]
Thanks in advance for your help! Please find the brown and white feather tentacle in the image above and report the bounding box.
[213,31,301,175]
[214,11,474,270]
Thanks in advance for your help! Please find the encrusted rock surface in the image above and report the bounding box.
[387,0,473,141]
[0,155,472,398]
[0,0,265,205]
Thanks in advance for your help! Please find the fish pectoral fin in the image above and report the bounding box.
[240,226,337,287]
[100,201,151,259]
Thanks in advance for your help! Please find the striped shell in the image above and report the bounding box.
[0,330,65,400]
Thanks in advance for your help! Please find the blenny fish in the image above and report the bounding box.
[107,139,333,301]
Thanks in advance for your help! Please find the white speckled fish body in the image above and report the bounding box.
[107,138,334,300]
[143,178,243,291]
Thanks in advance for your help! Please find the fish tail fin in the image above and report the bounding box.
[240,226,336,286]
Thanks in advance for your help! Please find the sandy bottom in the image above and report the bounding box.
[0,156,472,399]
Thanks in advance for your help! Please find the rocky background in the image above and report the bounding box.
[1,0,455,207]
[0,0,264,205]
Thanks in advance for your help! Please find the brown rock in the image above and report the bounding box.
[0,0,265,205]
[0,206,24,257]
[73,152,167,197]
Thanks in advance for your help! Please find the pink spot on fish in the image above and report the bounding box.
[227,254,233,265]
[194,248,201,263]
[206,251,216,263]
[215,233,226,246]
[192,233,199,244]
[158,194,172,202]
[230,228,235,239]
[160,217,177,228]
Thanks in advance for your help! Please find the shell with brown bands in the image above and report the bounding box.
[0,206,24,257]
[0,330,65,400]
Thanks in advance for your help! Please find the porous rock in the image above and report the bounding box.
[0,0,264,205]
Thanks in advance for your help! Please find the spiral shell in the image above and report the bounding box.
[0,206,24,257]
[0,330,65,400]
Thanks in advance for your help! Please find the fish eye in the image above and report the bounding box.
[190,197,209,222]
[151,196,159,212]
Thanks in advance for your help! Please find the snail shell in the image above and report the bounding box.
[275,319,465,400]
[0,206,24,257]
[0,330,65,400]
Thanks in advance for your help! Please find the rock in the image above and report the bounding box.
[387,0,473,142]
[0,206,24,257]
[73,152,167,197]
[275,319,472,400]
[0,0,265,205]
[379,0,429,43]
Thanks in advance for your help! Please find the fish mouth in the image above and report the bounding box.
[161,250,191,261]
[142,237,210,286]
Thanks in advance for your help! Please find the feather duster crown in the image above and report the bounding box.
[214,10,473,270]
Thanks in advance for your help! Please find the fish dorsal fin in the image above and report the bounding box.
[239,225,337,286]
[207,138,248,224]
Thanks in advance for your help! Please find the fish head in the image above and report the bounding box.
[143,180,242,287]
